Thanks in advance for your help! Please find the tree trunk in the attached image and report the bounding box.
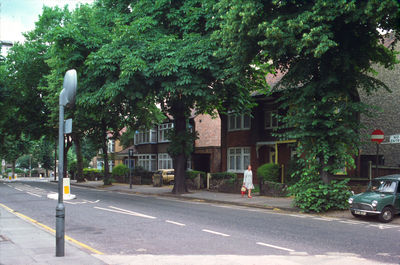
[102,143,110,185]
[64,136,72,179]
[72,133,84,182]
[319,155,333,184]
[172,114,188,194]
[11,160,16,178]
[101,122,110,185]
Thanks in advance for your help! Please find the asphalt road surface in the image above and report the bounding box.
[1,180,399,264]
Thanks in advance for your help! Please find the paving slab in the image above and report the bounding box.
[0,205,105,265]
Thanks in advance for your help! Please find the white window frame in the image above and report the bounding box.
[134,128,157,145]
[158,123,174,143]
[227,147,251,173]
[227,113,251,131]
[107,139,115,153]
[158,153,173,169]
[137,154,157,172]
[265,110,278,129]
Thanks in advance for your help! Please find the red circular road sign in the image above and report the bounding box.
[371,129,384,144]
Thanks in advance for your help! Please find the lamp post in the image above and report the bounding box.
[56,69,77,257]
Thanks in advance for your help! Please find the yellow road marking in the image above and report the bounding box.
[0,202,104,255]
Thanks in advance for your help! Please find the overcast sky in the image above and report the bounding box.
[1,0,94,43]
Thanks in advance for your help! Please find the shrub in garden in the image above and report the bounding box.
[112,164,129,177]
[83,168,103,181]
[210,172,236,180]
[257,163,280,183]
[289,175,352,212]
[186,170,205,180]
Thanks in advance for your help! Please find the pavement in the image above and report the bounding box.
[1,178,399,265]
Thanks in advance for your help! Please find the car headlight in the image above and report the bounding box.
[372,200,378,207]
[348,198,354,204]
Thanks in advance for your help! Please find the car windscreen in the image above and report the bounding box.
[369,180,397,193]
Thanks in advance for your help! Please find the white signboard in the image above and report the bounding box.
[389,134,400,143]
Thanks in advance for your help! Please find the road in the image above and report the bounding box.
[1,179,400,264]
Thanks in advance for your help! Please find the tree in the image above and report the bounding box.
[216,0,400,180]
[97,0,260,194]
[216,0,400,211]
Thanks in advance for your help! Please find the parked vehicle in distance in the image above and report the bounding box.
[152,169,175,185]
[348,175,400,223]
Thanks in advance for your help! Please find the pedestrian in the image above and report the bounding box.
[243,165,254,198]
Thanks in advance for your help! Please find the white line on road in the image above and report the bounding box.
[94,206,156,219]
[15,188,23,191]
[202,229,230,237]
[166,220,186,226]
[256,242,295,252]
[27,192,42,197]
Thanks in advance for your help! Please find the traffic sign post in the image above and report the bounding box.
[371,129,384,178]
[129,149,133,189]
[56,69,77,257]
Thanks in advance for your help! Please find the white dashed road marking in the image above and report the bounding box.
[94,206,156,219]
[166,220,186,226]
[256,242,295,252]
[202,229,230,237]
[27,192,41,197]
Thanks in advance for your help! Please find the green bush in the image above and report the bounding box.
[257,163,280,183]
[112,164,129,177]
[7,168,25,174]
[289,178,352,213]
[83,168,103,181]
[211,172,236,180]
[186,170,205,180]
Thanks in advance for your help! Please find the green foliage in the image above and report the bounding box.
[257,163,280,183]
[289,170,352,212]
[112,164,129,177]
[82,168,103,181]
[211,172,237,180]
[217,0,400,192]
[186,170,206,180]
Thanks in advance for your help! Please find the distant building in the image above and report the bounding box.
[0,40,13,57]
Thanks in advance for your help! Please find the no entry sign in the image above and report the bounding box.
[371,129,384,144]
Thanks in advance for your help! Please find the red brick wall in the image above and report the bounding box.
[195,114,221,147]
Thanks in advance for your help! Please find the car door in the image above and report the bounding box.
[395,181,400,211]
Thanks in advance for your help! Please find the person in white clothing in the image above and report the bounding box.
[243,165,254,198]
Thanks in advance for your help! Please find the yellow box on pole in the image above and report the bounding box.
[63,178,70,195]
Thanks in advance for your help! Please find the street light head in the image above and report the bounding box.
[60,69,77,107]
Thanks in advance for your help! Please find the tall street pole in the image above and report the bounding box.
[55,69,77,257]
[56,104,65,257]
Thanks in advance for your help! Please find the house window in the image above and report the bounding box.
[158,123,174,143]
[228,113,251,131]
[227,147,250,173]
[265,110,278,129]
[107,140,115,153]
[158,153,173,169]
[137,154,157,172]
[108,160,115,173]
[124,158,135,170]
[134,128,157,145]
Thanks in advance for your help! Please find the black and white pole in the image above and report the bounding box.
[56,69,77,257]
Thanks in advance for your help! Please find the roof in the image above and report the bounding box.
[115,145,137,156]
[375,174,400,181]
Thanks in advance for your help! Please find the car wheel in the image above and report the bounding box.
[378,206,394,223]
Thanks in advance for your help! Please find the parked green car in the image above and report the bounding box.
[348,175,400,223]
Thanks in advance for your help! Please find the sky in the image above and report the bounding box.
[1,0,94,43]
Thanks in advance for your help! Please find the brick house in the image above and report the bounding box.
[117,113,221,174]
[358,39,400,178]
[221,38,400,181]
[220,92,296,182]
